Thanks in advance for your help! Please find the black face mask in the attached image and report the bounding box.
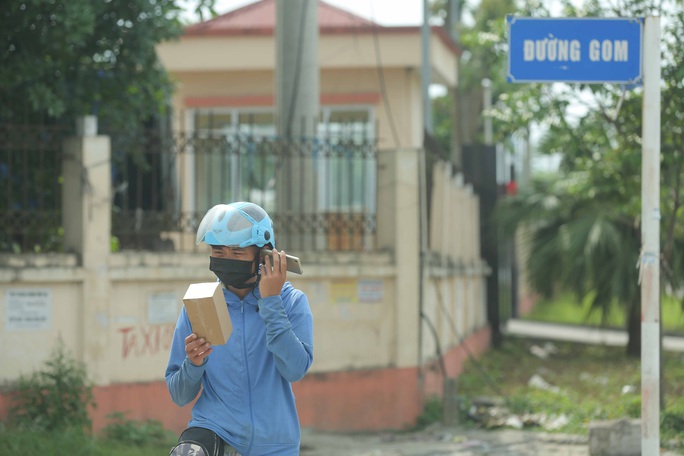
[209,256,257,289]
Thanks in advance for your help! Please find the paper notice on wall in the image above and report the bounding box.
[5,289,52,330]
[330,280,358,305]
[147,292,180,325]
[358,279,383,303]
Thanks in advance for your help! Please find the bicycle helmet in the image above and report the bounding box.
[196,202,275,248]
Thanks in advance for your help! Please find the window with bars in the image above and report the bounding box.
[189,106,376,218]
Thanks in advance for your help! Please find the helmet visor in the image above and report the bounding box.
[195,204,228,245]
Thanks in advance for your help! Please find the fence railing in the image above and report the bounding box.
[110,129,378,252]
[0,123,72,253]
[1,123,378,253]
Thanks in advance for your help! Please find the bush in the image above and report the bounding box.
[0,428,99,456]
[102,412,175,446]
[7,340,95,433]
[662,402,684,448]
[415,395,443,429]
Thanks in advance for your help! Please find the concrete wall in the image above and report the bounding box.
[0,127,489,434]
[156,30,458,85]
[157,26,458,152]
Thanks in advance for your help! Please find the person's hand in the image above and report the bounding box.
[260,249,287,298]
[185,333,211,366]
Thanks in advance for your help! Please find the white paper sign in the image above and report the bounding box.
[358,279,384,303]
[147,292,180,325]
[5,289,52,330]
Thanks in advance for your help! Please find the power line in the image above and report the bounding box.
[430,275,509,401]
[369,0,401,149]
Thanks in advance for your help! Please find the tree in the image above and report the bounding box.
[0,0,216,253]
[497,161,643,355]
[432,0,684,356]
[494,0,684,357]
[0,0,215,131]
[431,0,548,156]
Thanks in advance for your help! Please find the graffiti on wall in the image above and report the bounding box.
[118,325,175,359]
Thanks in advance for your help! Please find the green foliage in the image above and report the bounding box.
[431,0,556,147]
[524,291,684,334]
[0,427,99,456]
[437,0,684,321]
[415,395,444,429]
[457,336,684,450]
[111,235,121,252]
[492,0,684,319]
[0,427,176,455]
[7,340,95,433]
[662,402,684,445]
[496,174,641,347]
[102,412,175,447]
[0,0,215,130]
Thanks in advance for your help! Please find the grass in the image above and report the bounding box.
[0,417,177,456]
[472,291,684,449]
[457,336,684,450]
[522,292,684,334]
[0,430,176,455]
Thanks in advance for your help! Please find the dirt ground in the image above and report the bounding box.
[299,424,684,456]
[300,425,589,456]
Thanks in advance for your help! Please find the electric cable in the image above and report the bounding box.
[368,0,401,148]
[420,310,448,381]
[430,274,510,402]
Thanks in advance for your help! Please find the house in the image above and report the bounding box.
[0,0,490,435]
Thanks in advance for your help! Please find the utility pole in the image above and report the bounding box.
[275,0,319,249]
[421,0,432,133]
[482,78,492,146]
[276,0,319,138]
[446,0,462,167]
[640,16,661,456]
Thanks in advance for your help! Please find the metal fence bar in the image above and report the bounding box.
[0,123,378,253]
[0,123,70,253]
[108,129,378,252]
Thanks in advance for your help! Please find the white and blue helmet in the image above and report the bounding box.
[196,202,275,248]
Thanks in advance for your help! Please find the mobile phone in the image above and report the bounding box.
[261,249,303,275]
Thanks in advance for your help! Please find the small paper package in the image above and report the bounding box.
[183,282,232,345]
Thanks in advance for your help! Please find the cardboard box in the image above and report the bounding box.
[183,282,232,345]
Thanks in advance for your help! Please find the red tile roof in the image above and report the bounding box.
[185,0,378,36]
[183,0,461,56]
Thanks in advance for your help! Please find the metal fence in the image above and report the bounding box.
[0,123,72,253]
[108,128,379,252]
[0,122,378,253]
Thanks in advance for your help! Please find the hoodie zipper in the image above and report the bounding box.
[240,299,256,454]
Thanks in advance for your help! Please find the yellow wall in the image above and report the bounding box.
[157,29,458,151]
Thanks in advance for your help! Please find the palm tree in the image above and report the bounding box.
[496,173,642,356]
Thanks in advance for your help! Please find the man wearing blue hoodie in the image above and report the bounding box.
[166,202,314,456]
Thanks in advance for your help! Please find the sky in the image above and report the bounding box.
[185,0,426,26]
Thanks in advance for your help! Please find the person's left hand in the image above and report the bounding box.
[260,249,287,298]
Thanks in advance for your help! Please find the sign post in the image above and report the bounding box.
[639,16,661,456]
[507,15,661,455]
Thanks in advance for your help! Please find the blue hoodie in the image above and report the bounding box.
[165,282,314,456]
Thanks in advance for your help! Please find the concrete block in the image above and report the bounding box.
[588,418,640,456]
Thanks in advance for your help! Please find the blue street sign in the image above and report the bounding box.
[507,16,643,84]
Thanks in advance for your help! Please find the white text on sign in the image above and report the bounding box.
[523,39,629,62]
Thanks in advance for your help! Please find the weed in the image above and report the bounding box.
[415,395,443,429]
[102,412,175,446]
[0,428,99,456]
[7,339,94,433]
[457,335,684,450]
